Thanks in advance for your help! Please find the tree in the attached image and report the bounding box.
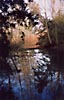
[0,0,43,90]
[0,0,40,44]
[54,14,64,44]
[48,14,64,45]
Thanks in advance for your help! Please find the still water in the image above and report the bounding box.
[0,48,64,100]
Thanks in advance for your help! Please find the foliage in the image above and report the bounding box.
[48,14,64,45]
[0,0,41,89]
[54,14,64,44]
[0,0,39,44]
[38,14,64,47]
[47,20,56,45]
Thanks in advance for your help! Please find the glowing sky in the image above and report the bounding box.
[34,0,63,18]
[34,0,52,18]
[24,0,64,18]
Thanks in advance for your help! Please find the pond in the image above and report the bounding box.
[0,48,64,100]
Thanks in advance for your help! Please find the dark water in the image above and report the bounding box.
[0,48,64,100]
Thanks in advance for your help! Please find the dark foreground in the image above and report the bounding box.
[0,48,64,100]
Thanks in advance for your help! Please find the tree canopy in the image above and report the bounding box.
[0,0,42,50]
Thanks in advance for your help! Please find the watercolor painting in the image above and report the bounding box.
[0,0,64,100]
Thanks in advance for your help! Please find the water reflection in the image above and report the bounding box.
[0,49,64,100]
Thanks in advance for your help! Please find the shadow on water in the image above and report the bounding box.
[0,40,64,100]
[0,86,18,100]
